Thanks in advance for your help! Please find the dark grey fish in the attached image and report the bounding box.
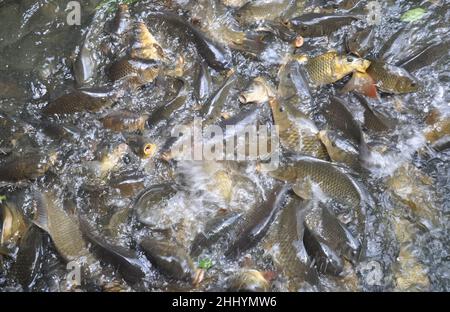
[275,196,319,290]
[200,72,236,125]
[353,93,394,132]
[397,41,450,72]
[147,78,189,127]
[303,200,361,270]
[140,237,195,281]
[224,184,290,258]
[323,96,364,146]
[79,219,146,285]
[43,87,120,116]
[289,13,359,37]
[148,12,232,70]
[190,211,242,257]
[345,27,375,57]
[194,61,213,105]
[11,225,43,290]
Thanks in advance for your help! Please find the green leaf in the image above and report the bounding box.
[0,195,6,202]
[400,8,427,22]
[198,258,213,270]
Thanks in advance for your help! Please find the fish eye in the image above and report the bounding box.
[347,55,356,62]
[301,25,308,31]
[279,107,284,112]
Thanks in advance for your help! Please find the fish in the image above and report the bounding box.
[110,4,131,36]
[86,143,128,179]
[194,61,213,105]
[148,12,232,70]
[277,60,313,110]
[239,76,275,104]
[43,87,120,115]
[303,200,362,264]
[0,152,57,182]
[79,219,146,285]
[303,221,344,276]
[33,190,90,262]
[200,71,237,124]
[288,13,359,37]
[302,52,371,86]
[269,97,328,159]
[108,57,161,87]
[345,27,375,58]
[100,110,148,132]
[387,164,439,229]
[140,237,195,281]
[273,196,318,290]
[130,22,165,62]
[366,60,419,94]
[353,93,395,132]
[268,155,368,237]
[226,269,270,292]
[1,201,27,246]
[224,183,290,258]
[397,41,450,72]
[235,0,300,25]
[190,211,242,257]
[147,78,189,127]
[322,96,365,149]
[318,130,361,170]
[133,184,178,228]
[431,135,450,152]
[11,225,43,290]
[126,135,157,159]
[341,71,378,98]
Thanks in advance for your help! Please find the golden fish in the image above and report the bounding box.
[301,52,370,86]
[269,98,328,159]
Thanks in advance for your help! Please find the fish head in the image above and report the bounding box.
[394,75,420,93]
[340,54,371,74]
[269,98,289,127]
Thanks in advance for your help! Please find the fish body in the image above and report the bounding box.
[274,196,318,290]
[304,200,361,264]
[43,87,119,115]
[140,237,195,281]
[318,130,361,170]
[200,72,236,124]
[235,0,299,25]
[269,98,328,159]
[130,22,165,61]
[353,93,394,132]
[11,225,43,290]
[304,52,370,86]
[366,60,419,94]
[397,41,450,72]
[0,152,55,182]
[1,201,27,246]
[345,27,375,57]
[148,12,232,70]
[227,269,270,292]
[224,184,290,258]
[268,155,368,236]
[239,76,275,104]
[33,191,89,262]
[194,61,213,104]
[133,184,178,228]
[289,13,359,37]
[111,4,131,36]
[79,219,146,285]
[108,57,160,87]
[100,110,147,132]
